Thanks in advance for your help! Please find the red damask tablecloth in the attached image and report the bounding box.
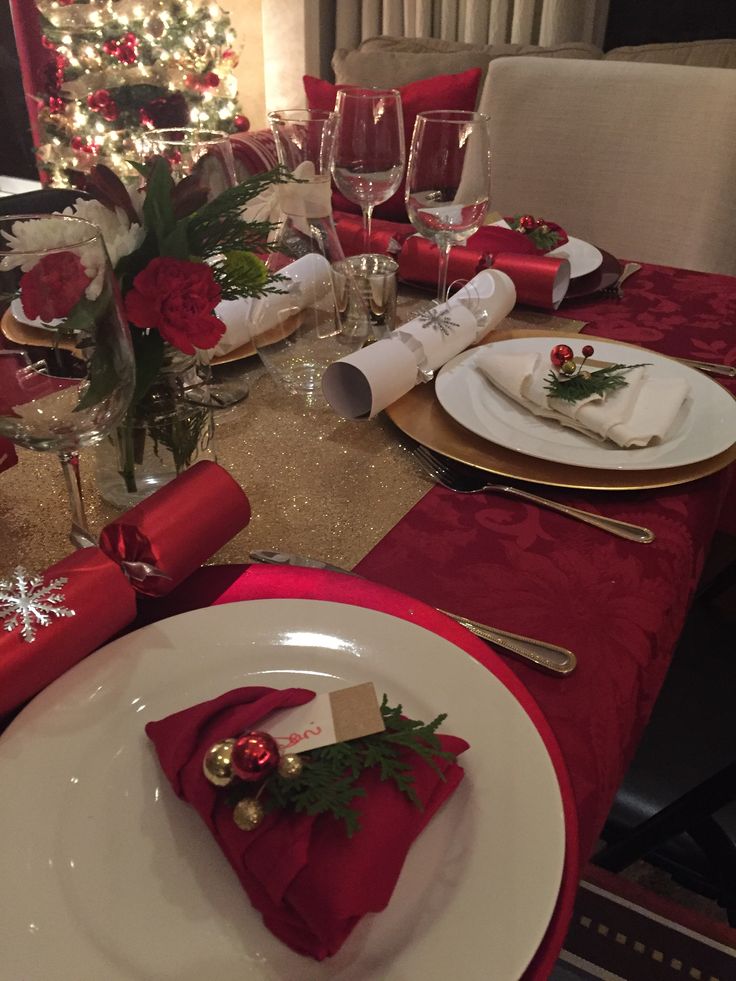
[137,261,735,977]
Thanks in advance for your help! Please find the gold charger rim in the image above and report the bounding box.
[385,329,736,491]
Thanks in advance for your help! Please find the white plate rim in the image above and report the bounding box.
[0,598,566,981]
[435,336,736,472]
[547,236,603,278]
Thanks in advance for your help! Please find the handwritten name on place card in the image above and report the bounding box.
[261,682,385,754]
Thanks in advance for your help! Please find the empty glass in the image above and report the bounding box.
[406,110,491,303]
[267,109,345,269]
[250,253,367,398]
[0,214,135,545]
[331,88,405,252]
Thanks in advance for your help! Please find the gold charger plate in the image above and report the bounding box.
[2,309,294,367]
[1,308,79,354]
[385,329,736,491]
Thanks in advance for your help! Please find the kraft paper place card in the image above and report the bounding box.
[261,682,385,754]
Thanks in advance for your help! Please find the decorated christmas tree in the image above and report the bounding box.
[33,0,248,186]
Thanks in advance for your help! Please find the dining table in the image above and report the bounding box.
[1,249,735,980]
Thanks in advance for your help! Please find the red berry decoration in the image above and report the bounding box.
[231,731,280,782]
[581,344,595,358]
[233,114,250,132]
[550,343,574,369]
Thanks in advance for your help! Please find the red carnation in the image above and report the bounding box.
[124,257,225,354]
[20,251,91,322]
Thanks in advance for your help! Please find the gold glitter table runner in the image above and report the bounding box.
[0,302,586,580]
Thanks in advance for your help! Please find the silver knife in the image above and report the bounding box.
[249,550,576,675]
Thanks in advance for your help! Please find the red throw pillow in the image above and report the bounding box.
[303,69,483,222]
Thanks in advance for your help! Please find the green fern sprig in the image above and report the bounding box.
[230,696,456,837]
[545,363,649,404]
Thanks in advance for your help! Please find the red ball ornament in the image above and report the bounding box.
[581,344,595,358]
[233,114,250,132]
[550,343,574,369]
[518,214,536,230]
[203,71,220,88]
[231,731,280,782]
[71,135,84,151]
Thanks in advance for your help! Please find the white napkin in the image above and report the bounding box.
[322,269,516,420]
[212,253,330,358]
[476,349,690,447]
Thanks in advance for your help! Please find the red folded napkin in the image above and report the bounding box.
[0,436,18,476]
[99,460,251,597]
[146,685,469,960]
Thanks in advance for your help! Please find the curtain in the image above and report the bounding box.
[332,0,611,47]
[262,0,609,110]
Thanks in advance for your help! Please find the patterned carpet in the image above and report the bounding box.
[552,866,736,980]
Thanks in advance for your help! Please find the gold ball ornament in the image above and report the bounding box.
[202,738,236,787]
[560,360,577,376]
[233,798,265,831]
[277,753,304,779]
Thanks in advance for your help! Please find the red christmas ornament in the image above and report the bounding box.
[518,214,536,230]
[231,731,280,782]
[550,343,574,369]
[104,32,138,64]
[70,135,84,150]
[233,114,250,132]
[203,71,220,88]
[581,344,595,358]
[48,96,64,113]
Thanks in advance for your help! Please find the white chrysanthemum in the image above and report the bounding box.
[1,199,144,302]
[63,198,144,269]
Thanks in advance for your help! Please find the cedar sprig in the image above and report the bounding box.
[544,363,649,404]
[508,215,564,251]
[231,696,456,837]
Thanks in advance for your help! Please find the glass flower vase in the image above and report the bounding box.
[94,350,215,509]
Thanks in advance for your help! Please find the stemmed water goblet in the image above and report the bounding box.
[135,128,247,408]
[0,214,135,546]
[331,88,405,252]
[405,110,491,304]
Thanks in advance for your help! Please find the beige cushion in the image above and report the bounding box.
[606,39,736,70]
[332,48,492,91]
[333,38,603,96]
[358,35,602,60]
[485,57,736,276]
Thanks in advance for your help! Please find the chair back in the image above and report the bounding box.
[483,57,736,275]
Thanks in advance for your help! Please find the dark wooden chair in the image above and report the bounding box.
[594,561,736,924]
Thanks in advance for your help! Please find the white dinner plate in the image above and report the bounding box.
[435,337,736,472]
[0,599,565,981]
[547,236,603,278]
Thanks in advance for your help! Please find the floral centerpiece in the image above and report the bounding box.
[5,159,284,505]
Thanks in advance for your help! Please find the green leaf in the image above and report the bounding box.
[141,156,177,251]
[544,363,649,404]
[248,696,457,836]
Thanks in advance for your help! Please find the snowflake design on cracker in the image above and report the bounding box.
[416,305,458,337]
[0,567,75,643]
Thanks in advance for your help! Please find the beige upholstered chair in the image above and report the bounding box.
[483,57,736,276]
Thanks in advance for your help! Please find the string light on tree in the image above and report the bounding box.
[33,0,244,186]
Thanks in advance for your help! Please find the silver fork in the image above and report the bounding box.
[602,262,642,299]
[413,445,655,544]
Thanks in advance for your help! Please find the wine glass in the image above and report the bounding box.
[331,88,405,252]
[135,128,247,409]
[0,214,135,546]
[405,110,490,304]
